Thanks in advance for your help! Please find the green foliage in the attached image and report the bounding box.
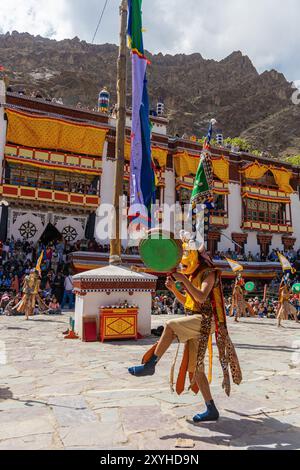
[285,155,300,165]
[223,137,262,155]
[194,134,263,156]
[251,149,263,157]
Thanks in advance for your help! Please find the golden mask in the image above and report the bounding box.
[180,242,200,275]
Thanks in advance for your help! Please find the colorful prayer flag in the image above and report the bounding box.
[190,151,214,206]
[204,118,217,149]
[188,118,217,242]
[128,0,155,224]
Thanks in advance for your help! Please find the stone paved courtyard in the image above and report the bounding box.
[0,313,300,450]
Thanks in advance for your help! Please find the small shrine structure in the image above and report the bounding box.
[73,265,157,339]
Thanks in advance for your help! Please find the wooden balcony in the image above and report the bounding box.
[242,185,291,202]
[210,215,229,228]
[242,220,293,234]
[4,144,102,175]
[0,184,100,209]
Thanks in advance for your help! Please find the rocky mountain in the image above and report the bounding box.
[0,31,299,158]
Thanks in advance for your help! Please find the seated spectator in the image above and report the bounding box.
[0,292,11,312]
[4,294,22,316]
[48,296,61,315]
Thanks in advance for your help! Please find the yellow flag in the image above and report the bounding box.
[226,258,243,273]
[35,251,44,275]
[277,253,296,273]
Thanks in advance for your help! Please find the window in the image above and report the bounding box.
[40,180,52,189]
[177,188,192,206]
[27,177,37,188]
[212,194,227,217]
[244,170,277,189]
[244,198,291,225]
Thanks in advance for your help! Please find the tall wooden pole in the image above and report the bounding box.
[109,0,128,265]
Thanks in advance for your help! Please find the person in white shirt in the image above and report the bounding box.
[61,274,74,310]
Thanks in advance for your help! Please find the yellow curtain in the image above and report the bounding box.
[242,161,269,180]
[152,147,168,168]
[124,140,131,161]
[6,109,108,157]
[125,142,168,168]
[174,151,199,177]
[211,156,229,183]
[271,168,293,194]
[174,152,230,183]
[241,161,294,194]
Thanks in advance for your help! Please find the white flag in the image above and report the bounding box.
[226,258,244,273]
[277,253,295,273]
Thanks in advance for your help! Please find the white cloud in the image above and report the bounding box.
[0,0,73,39]
[1,0,300,81]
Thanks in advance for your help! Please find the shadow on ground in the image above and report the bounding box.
[235,344,296,353]
[161,412,300,450]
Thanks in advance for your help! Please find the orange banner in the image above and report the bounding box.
[6,108,108,157]
[174,152,229,182]
[241,161,293,194]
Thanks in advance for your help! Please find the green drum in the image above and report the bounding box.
[245,281,255,293]
[292,283,300,294]
[139,229,183,273]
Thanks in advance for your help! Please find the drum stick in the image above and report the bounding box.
[221,233,243,250]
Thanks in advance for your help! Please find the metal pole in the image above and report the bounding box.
[109,0,128,265]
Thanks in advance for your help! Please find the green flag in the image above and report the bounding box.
[191,151,214,205]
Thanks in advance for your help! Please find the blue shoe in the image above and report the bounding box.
[128,355,158,377]
[193,401,220,423]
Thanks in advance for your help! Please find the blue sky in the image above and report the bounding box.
[1,0,299,82]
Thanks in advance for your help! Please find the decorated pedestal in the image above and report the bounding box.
[73,265,157,340]
[99,307,138,342]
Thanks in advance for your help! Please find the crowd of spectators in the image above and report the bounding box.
[0,237,141,317]
[152,288,300,321]
[7,175,98,196]
[0,238,78,316]
[213,248,300,263]
[0,236,299,319]
[152,294,184,316]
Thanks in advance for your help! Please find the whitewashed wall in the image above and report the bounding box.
[164,169,176,207]
[271,234,284,252]
[99,141,113,205]
[291,193,300,247]
[244,232,259,255]
[109,115,167,136]
[219,183,242,252]
[75,291,152,339]
[95,141,114,243]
